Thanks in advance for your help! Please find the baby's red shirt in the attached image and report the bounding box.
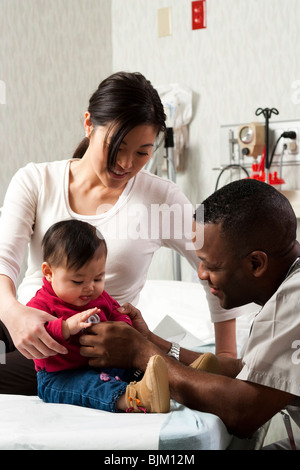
[27,277,132,372]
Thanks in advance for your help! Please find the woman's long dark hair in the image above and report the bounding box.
[73,72,166,170]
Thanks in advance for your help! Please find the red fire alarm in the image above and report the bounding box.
[192,0,207,30]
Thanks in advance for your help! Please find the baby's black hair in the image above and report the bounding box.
[42,220,107,270]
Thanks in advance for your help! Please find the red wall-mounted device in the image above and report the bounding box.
[192,0,207,30]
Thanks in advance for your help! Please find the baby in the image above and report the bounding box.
[27,219,169,413]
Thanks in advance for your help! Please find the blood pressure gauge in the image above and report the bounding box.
[239,126,254,145]
[238,122,265,158]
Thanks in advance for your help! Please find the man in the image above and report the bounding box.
[80,179,300,447]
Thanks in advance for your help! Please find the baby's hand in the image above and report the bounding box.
[62,307,101,339]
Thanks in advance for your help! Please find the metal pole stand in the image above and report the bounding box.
[165,128,182,281]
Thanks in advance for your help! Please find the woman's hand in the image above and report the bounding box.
[0,275,68,359]
[2,300,68,360]
[117,302,150,338]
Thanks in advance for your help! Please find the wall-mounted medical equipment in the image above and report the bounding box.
[217,109,299,191]
[238,122,265,158]
[156,83,192,172]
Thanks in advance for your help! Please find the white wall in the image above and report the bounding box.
[111,0,300,280]
[112,0,300,202]
[0,0,112,203]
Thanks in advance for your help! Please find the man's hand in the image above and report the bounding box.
[79,321,159,370]
[117,303,150,338]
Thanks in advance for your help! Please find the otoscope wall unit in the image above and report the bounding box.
[218,118,300,190]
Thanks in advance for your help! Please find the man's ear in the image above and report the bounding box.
[245,251,268,278]
[42,262,53,281]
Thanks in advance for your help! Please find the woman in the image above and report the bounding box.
[0,72,239,395]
